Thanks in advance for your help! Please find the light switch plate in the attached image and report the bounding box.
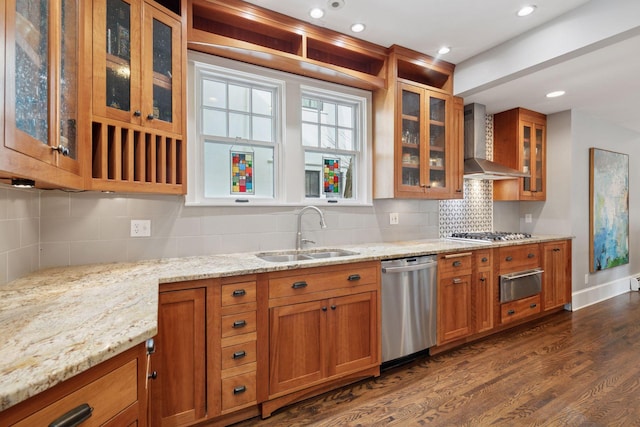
[525,214,532,223]
[389,213,399,225]
[131,219,151,237]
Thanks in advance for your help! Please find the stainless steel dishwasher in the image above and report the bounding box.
[381,255,438,363]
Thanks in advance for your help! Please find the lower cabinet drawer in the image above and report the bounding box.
[221,310,257,338]
[221,340,257,370]
[501,295,541,324]
[221,372,257,412]
[13,359,137,427]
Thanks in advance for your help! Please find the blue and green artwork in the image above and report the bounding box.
[590,148,629,272]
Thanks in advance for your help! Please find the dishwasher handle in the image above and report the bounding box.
[501,268,544,281]
[382,261,437,274]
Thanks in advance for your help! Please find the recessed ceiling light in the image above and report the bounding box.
[517,5,537,17]
[438,46,451,55]
[546,90,566,98]
[309,8,324,19]
[350,23,365,33]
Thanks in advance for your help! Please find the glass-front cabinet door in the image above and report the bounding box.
[93,0,142,124]
[397,83,451,197]
[520,119,545,200]
[142,3,182,134]
[5,0,80,173]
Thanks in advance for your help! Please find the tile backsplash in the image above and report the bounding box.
[438,113,495,237]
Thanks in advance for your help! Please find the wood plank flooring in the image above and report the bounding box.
[234,292,640,426]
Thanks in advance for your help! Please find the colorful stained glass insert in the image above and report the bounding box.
[231,151,254,194]
[323,158,340,195]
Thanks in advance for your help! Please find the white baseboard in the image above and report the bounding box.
[570,277,634,311]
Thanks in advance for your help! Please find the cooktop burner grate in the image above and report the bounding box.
[449,231,532,242]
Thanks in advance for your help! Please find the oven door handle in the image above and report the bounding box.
[502,269,544,281]
[382,262,437,274]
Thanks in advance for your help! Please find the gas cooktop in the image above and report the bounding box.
[448,231,532,243]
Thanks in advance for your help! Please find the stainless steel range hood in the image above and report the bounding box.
[463,103,529,180]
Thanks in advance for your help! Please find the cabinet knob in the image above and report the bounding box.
[507,309,515,315]
[530,303,537,309]
[480,277,486,282]
[331,305,337,310]
[148,371,158,380]
[452,261,462,267]
[481,257,488,263]
[147,113,155,120]
[133,110,142,117]
[505,256,513,262]
[322,306,328,311]
[528,253,535,258]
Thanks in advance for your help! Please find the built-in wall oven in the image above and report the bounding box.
[381,255,437,363]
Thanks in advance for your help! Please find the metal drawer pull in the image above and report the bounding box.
[233,385,247,395]
[481,257,488,263]
[502,269,544,281]
[291,281,308,289]
[505,256,513,261]
[507,309,516,315]
[331,305,337,310]
[232,320,247,328]
[233,350,247,359]
[232,289,246,297]
[49,403,93,427]
[444,252,472,259]
[480,277,486,282]
[347,274,361,281]
[322,306,328,311]
[530,303,538,309]
[528,253,535,258]
[452,278,462,284]
[453,261,462,267]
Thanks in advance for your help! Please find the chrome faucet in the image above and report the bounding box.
[296,206,327,250]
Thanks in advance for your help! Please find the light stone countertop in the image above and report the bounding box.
[0,235,571,412]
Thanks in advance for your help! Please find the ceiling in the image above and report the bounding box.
[243,0,640,133]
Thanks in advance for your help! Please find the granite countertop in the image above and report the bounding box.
[0,235,571,411]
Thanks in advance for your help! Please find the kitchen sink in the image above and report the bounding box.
[306,249,359,259]
[256,249,359,262]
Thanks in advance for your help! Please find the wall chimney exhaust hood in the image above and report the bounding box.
[463,103,529,180]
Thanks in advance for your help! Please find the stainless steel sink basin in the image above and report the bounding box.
[306,249,359,259]
[256,249,359,262]
[256,253,313,262]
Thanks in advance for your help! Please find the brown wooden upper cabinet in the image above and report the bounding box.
[88,0,186,193]
[1,0,85,189]
[493,108,547,201]
[92,0,182,135]
[374,46,463,200]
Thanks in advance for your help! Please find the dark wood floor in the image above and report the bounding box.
[234,292,640,426]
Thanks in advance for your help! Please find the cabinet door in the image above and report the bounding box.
[151,288,206,426]
[474,269,494,334]
[141,3,182,134]
[542,241,571,310]
[520,119,545,200]
[92,0,142,125]
[437,274,472,344]
[4,0,81,173]
[426,91,453,196]
[397,83,427,195]
[269,300,327,396]
[329,292,379,377]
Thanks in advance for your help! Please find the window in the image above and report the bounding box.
[186,52,372,206]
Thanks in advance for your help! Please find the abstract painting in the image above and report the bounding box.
[589,148,629,272]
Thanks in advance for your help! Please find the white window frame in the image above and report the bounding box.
[186,51,372,206]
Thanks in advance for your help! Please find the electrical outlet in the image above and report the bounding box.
[584,273,589,285]
[130,219,151,237]
[525,214,532,223]
[389,213,399,225]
